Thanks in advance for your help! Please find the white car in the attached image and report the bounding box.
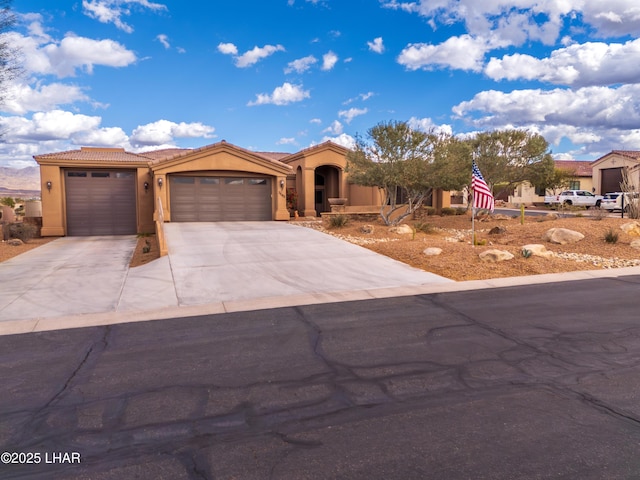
[548,190,603,208]
[600,192,640,212]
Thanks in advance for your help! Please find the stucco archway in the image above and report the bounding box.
[314,165,340,215]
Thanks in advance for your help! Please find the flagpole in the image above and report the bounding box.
[472,202,476,248]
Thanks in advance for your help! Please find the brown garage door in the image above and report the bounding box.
[170,176,272,221]
[601,168,623,194]
[65,170,137,236]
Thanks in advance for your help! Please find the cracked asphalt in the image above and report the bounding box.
[2,275,640,479]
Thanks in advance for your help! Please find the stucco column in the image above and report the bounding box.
[39,165,65,236]
[154,174,169,221]
[302,167,316,217]
[275,175,290,220]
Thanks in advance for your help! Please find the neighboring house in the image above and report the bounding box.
[35,140,452,237]
[590,150,640,194]
[509,160,594,205]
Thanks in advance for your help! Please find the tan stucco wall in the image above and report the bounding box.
[591,153,640,194]
[39,165,65,236]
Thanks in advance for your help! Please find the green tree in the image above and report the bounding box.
[470,129,551,197]
[528,155,573,195]
[1,196,15,208]
[346,121,435,226]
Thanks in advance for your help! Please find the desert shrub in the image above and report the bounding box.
[440,207,457,216]
[521,248,532,258]
[421,206,437,216]
[328,214,349,228]
[413,221,434,234]
[590,207,608,221]
[8,222,37,243]
[604,228,619,244]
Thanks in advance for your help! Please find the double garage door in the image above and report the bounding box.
[170,176,272,222]
[65,170,137,236]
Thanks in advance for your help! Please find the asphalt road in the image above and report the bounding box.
[2,275,640,479]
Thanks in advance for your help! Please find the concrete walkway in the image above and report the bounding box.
[3,221,640,336]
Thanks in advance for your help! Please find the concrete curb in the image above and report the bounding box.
[2,265,639,337]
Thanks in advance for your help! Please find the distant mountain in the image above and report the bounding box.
[0,166,41,197]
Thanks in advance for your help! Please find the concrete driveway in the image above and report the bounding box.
[0,222,452,327]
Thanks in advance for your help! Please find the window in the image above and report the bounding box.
[91,172,110,178]
[173,177,195,184]
[569,180,580,190]
[67,172,87,177]
[200,178,219,185]
[225,178,244,185]
[248,179,267,185]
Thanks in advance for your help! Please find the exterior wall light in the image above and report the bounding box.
[280,179,285,189]
[157,177,163,188]
[144,181,149,193]
[46,180,52,191]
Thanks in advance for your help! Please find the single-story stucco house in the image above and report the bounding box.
[35,140,451,238]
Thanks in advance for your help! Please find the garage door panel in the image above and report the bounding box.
[65,170,137,236]
[170,176,272,222]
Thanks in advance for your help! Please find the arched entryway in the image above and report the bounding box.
[314,165,340,215]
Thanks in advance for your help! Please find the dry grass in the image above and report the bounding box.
[312,212,640,281]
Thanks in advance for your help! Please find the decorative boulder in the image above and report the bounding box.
[390,224,414,235]
[543,228,584,245]
[620,221,640,237]
[423,247,443,256]
[7,238,24,246]
[522,244,554,258]
[631,239,640,250]
[479,249,514,262]
[360,224,375,234]
[489,226,507,235]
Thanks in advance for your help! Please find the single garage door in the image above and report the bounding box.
[170,176,272,221]
[65,170,137,236]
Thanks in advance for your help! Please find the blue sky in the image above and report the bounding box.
[2,0,640,169]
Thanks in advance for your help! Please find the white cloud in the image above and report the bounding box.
[217,42,238,55]
[338,107,367,124]
[1,81,91,115]
[453,84,640,152]
[277,137,297,145]
[82,0,168,33]
[8,31,138,78]
[320,133,356,149]
[2,110,102,141]
[344,92,375,105]
[285,55,318,74]
[384,1,640,46]
[397,35,489,71]
[218,43,285,68]
[73,127,130,146]
[156,34,170,49]
[322,51,338,71]
[407,117,453,136]
[248,83,310,106]
[367,37,385,54]
[322,120,343,135]
[310,118,322,124]
[130,119,216,146]
[485,39,640,87]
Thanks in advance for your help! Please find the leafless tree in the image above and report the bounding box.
[620,167,640,219]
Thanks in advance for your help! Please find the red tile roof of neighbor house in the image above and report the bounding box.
[554,160,593,177]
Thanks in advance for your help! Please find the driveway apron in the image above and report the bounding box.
[163,222,452,305]
[0,236,137,321]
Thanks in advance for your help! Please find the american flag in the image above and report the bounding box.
[472,161,495,211]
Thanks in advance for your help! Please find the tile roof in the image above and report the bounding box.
[139,148,191,161]
[611,150,640,160]
[34,147,149,164]
[554,160,592,176]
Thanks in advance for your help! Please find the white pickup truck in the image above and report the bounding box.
[544,190,603,208]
